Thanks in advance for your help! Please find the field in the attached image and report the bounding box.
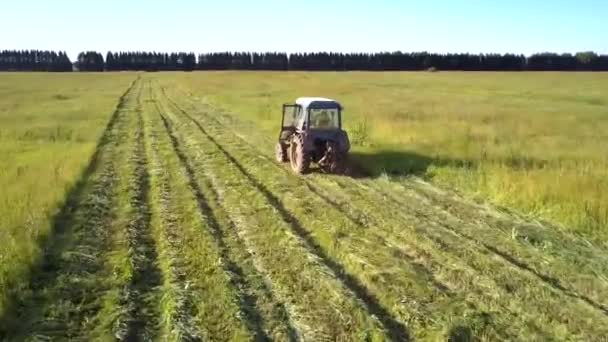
[0,72,607,341]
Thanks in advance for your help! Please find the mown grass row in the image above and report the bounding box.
[369,177,608,309]
[311,174,608,340]
[144,83,269,341]
[111,80,164,340]
[155,83,392,341]
[141,81,206,341]
[149,83,299,341]
[160,84,608,340]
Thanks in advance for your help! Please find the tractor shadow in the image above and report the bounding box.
[345,150,475,179]
[345,149,552,179]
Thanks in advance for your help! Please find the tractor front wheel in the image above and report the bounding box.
[290,135,310,174]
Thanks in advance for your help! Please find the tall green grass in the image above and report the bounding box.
[164,71,608,240]
[0,72,136,316]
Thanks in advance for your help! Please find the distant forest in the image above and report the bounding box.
[2,50,608,71]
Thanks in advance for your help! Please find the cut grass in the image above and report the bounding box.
[144,83,261,340]
[149,86,299,340]
[157,80,608,340]
[157,84,391,341]
[141,82,206,341]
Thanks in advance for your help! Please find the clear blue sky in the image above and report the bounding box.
[1,0,606,60]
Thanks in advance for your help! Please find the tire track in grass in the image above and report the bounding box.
[301,178,564,339]
[300,181,452,294]
[0,78,138,340]
[149,81,296,340]
[397,178,608,304]
[159,90,408,341]
[153,99,272,341]
[318,175,608,339]
[140,83,254,340]
[114,80,163,341]
[141,82,203,341]
[352,177,608,317]
[159,88,596,340]
[149,91,300,341]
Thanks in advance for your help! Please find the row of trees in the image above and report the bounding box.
[105,52,196,71]
[83,51,608,71]
[0,50,72,71]
[3,50,608,71]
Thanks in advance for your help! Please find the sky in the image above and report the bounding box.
[1,0,606,61]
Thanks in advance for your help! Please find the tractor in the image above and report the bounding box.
[275,97,350,174]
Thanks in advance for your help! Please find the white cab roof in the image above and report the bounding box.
[295,97,341,109]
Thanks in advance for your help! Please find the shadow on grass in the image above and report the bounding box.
[448,325,473,342]
[347,149,475,179]
[346,148,553,179]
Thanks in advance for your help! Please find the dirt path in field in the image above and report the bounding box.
[3,77,608,341]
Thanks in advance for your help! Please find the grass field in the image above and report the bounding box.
[1,72,607,340]
[0,73,135,323]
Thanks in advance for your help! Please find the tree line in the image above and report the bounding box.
[0,50,72,71]
[104,52,196,71]
[2,50,608,71]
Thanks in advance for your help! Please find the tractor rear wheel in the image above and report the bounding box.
[275,142,288,162]
[324,141,346,174]
[329,152,347,174]
[290,135,310,174]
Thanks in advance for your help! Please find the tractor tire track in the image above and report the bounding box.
[0,78,139,340]
[153,98,274,341]
[141,83,203,341]
[114,80,163,341]
[401,178,608,295]
[300,181,453,294]
[151,83,298,340]
[318,175,608,338]
[159,89,409,341]
[354,177,608,316]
